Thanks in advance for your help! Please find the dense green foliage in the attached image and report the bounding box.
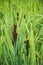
[0,0,43,65]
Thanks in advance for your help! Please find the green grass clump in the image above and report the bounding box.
[0,0,43,65]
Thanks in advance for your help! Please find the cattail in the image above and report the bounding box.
[24,39,30,56]
[12,24,18,45]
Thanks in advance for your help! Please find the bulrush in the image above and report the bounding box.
[12,24,18,45]
[24,39,30,56]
